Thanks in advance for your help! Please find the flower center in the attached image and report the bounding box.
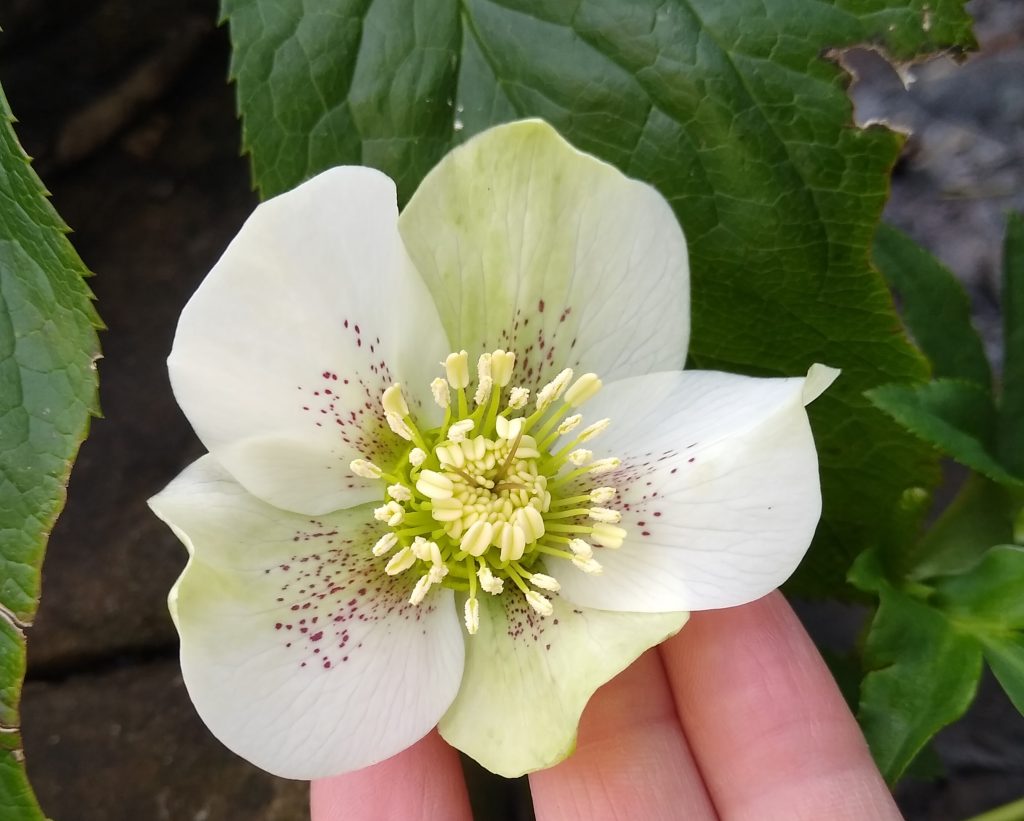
[350,350,625,634]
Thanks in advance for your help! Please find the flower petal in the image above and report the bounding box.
[438,592,686,777]
[149,456,465,780]
[556,366,839,612]
[399,120,689,392]
[169,167,451,515]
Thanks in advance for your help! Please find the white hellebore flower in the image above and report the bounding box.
[149,120,838,781]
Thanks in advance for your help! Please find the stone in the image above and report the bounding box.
[22,660,308,821]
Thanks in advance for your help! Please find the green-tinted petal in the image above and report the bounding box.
[151,455,465,780]
[399,119,689,392]
[439,592,686,777]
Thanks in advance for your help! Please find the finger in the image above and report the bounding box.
[529,649,717,821]
[310,730,472,821]
[659,592,900,820]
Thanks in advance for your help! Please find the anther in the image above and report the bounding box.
[592,522,627,548]
[588,457,621,474]
[409,447,427,467]
[499,524,527,562]
[589,486,617,504]
[447,419,474,442]
[508,387,530,410]
[349,459,382,479]
[568,539,594,560]
[464,598,480,634]
[385,547,416,575]
[409,574,434,605]
[431,377,450,408]
[513,434,540,459]
[476,352,492,384]
[568,448,592,466]
[416,470,454,500]
[460,521,493,557]
[588,507,622,524]
[478,565,504,594]
[474,376,492,406]
[430,497,464,522]
[515,505,546,542]
[536,368,573,411]
[385,411,413,441]
[578,418,610,442]
[495,415,523,441]
[372,532,398,556]
[565,373,601,407]
[410,536,434,561]
[525,590,554,616]
[444,351,470,389]
[388,483,412,502]
[490,350,515,387]
[572,555,604,574]
[557,414,582,436]
[381,384,409,417]
[374,501,405,526]
[529,573,561,592]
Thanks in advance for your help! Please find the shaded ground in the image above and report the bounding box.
[2,0,1021,818]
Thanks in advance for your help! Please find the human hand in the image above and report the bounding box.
[310,592,901,820]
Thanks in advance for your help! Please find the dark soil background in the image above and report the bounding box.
[1,1,1021,819]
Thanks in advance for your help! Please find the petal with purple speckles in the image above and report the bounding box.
[398,120,689,394]
[149,456,465,779]
[554,366,839,613]
[169,167,451,516]
[438,590,685,778]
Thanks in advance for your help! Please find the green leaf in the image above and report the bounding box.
[223,0,976,596]
[932,545,1024,629]
[867,379,1021,486]
[903,742,945,782]
[0,81,101,819]
[1000,213,1024,475]
[221,0,461,205]
[980,633,1024,717]
[851,546,1024,776]
[873,223,991,388]
[850,550,982,784]
[928,547,1024,720]
[911,476,1017,580]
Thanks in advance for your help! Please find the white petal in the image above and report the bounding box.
[556,367,837,612]
[439,593,685,777]
[149,456,464,779]
[399,120,689,393]
[169,167,450,515]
